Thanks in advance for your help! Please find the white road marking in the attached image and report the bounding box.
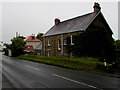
[52,74,102,90]
[24,65,39,71]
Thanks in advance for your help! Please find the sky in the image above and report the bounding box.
[0,0,119,43]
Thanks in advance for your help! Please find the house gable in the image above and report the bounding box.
[87,12,113,35]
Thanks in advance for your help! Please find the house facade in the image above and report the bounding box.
[42,3,113,57]
[24,35,42,53]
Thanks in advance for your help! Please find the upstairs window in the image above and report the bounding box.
[48,38,50,46]
[58,39,61,50]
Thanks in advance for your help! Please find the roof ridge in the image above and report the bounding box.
[84,11,101,30]
[24,35,41,41]
[60,12,94,23]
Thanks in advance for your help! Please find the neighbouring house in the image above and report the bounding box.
[35,44,42,55]
[24,35,42,54]
[42,3,113,57]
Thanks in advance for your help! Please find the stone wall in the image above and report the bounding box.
[43,32,81,57]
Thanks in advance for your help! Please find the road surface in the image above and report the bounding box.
[1,54,120,89]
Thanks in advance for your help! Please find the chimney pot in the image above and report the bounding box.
[54,18,60,25]
[93,2,101,13]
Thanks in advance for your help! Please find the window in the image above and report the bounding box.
[71,35,74,45]
[58,39,61,50]
[47,50,50,57]
[48,38,50,46]
[63,39,67,45]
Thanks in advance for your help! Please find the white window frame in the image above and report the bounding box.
[58,39,61,50]
[48,38,50,46]
[71,35,74,45]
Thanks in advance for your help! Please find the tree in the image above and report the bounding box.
[10,37,26,56]
[115,40,120,64]
[17,36,25,39]
[115,40,120,51]
[36,33,43,40]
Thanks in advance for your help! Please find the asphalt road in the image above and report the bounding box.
[1,54,120,89]
[2,73,15,88]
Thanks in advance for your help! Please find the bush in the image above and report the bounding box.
[11,37,26,56]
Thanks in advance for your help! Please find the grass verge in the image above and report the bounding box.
[17,55,105,72]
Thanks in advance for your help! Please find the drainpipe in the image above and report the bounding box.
[61,34,63,56]
[43,37,45,56]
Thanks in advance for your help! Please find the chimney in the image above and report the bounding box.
[31,34,35,40]
[31,36,35,40]
[54,18,60,25]
[93,2,101,13]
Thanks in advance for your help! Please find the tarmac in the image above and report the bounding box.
[2,72,15,89]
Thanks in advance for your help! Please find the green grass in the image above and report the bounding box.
[17,55,105,72]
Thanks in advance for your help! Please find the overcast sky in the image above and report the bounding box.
[0,0,119,43]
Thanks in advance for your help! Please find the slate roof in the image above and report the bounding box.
[43,12,100,37]
[24,36,41,42]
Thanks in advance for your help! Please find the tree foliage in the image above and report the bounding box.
[3,43,11,55]
[115,40,120,51]
[10,37,26,56]
[17,36,25,39]
[36,33,43,40]
[65,26,116,63]
[115,40,120,63]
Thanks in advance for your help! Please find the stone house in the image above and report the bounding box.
[42,3,113,57]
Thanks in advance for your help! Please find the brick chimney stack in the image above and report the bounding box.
[54,18,60,25]
[31,34,35,40]
[93,2,101,13]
